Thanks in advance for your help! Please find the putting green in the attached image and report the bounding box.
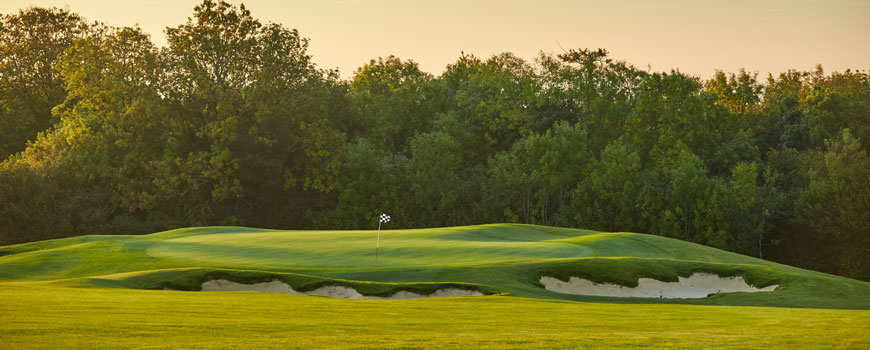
[146,226,598,270]
[1,224,868,309]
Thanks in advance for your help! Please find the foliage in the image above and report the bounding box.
[797,129,870,280]
[0,0,868,280]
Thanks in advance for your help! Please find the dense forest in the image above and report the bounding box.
[0,1,867,281]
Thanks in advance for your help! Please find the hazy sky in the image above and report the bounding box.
[3,0,868,80]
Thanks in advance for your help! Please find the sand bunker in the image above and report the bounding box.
[199,279,483,299]
[540,272,778,299]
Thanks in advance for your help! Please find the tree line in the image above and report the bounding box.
[1,1,867,280]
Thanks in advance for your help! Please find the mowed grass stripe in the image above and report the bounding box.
[1,285,867,349]
[148,234,593,269]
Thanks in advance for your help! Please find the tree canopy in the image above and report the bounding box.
[0,1,868,281]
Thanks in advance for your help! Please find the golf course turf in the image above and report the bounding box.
[1,224,868,348]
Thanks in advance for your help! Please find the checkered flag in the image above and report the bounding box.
[376,213,390,260]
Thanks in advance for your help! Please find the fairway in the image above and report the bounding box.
[2,284,868,349]
[2,224,869,348]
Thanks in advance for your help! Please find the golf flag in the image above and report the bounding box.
[376,213,390,260]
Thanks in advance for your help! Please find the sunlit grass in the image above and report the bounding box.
[2,284,868,349]
[2,224,869,348]
[1,224,868,309]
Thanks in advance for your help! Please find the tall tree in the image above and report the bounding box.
[158,0,345,227]
[0,7,95,158]
[797,129,870,279]
[441,52,540,154]
[568,137,644,232]
[540,48,645,153]
[489,121,590,225]
[349,56,439,153]
[0,26,164,242]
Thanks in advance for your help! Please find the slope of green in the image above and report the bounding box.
[1,224,867,309]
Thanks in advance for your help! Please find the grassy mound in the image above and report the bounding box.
[79,267,496,297]
[1,224,867,309]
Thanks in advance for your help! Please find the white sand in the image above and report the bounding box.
[199,279,482,299]
[201,279,299,294]
[539,273,778,299]
[305,285,367,299]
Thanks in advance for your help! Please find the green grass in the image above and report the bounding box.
[2,284,867,349]
[1,224,869,348]
[1,224,867,308]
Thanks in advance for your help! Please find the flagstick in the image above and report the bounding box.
[376,221,381,260]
